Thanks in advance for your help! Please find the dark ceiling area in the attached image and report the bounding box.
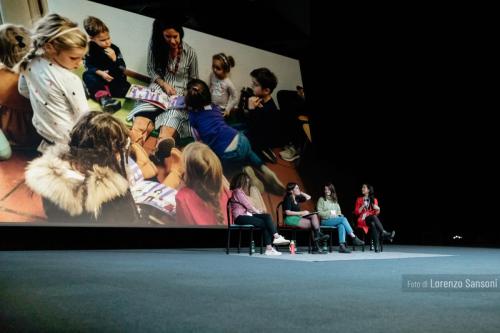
[90,0,310,61]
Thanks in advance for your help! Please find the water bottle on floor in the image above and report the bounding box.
[289,240,296,255]
[251,240,255,254]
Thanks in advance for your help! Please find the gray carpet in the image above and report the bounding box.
[1,245,500,333]
[230,249,453,261]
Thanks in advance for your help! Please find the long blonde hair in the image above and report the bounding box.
[18,13,87,71]
[182,142,224,224]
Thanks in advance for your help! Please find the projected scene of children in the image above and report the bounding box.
[0,3,311,227]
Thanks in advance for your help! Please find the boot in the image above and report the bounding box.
[339,243,351,253]
[157,126,177,144]
[352,236,364,246]
[382,230,396,242]
[313,229,329,242]
[373,234,381,253]
[130,143,157,180]
[130,116,154,146]
[312,240,326,254]
[161,147,183,189]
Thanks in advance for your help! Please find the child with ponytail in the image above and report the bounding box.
[17,13,89,152]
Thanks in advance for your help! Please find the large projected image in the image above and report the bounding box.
[0,0,310,227]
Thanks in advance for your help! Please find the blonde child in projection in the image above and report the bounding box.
[17,13,89,152]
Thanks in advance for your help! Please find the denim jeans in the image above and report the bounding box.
[221,133,263,168]
[321,216,353,243]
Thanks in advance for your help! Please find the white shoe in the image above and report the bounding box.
[279,146,295,158]
[273,235,290,245]
[280,146,300,161]
[282,152,300,162]
[265,247,282,256]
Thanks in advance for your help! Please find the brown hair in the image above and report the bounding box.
[230,172,251,195]
[64,111,130,178]
[212,53,235,73]
[322,183,338,203]
[0,24,31,69]
[182,142,224,224]
[83,16,109,37]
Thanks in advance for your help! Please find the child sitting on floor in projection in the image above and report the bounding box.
[184,79,285,195]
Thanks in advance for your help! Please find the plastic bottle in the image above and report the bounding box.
[289,240,296,255]
[251,240,256,254]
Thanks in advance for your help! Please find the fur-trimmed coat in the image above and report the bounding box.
[25,145,140,223]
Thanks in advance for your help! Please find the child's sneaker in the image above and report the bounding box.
[273,235,290,245]
[265,247,282,256]
[100,96,121,113]
[280,145,300,162]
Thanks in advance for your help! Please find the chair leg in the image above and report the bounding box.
[260,231,263,254]
[226,229,231,254]
[307,229,314,253]
[249,229,254,256]
[362,232,365,252]
[238,229,242,253]
[329,230,333,253]
[293,230,297,252]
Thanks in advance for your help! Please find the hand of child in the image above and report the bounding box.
[373,204,380,211]
[248,96,262,110]
[98,70,114,82]
[104,47,117,62]
[301,210,310,216]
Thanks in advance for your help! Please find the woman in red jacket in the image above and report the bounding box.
[354,184,395,252]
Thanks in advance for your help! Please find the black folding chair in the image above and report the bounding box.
[319,225,338,253]
[275,201,312,253]
[226,199,263,255]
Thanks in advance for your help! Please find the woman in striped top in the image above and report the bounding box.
[128,18,198,155]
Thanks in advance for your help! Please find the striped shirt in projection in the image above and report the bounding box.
[147,41,198,97]
[127,41,198,137]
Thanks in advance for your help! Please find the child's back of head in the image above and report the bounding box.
[185,79,212,110]
[67,111,130,176]
[182,141,224,224]
[0,23,31,69]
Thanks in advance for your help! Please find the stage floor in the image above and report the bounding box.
[229,248,454,261]
[1,245,500,332]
